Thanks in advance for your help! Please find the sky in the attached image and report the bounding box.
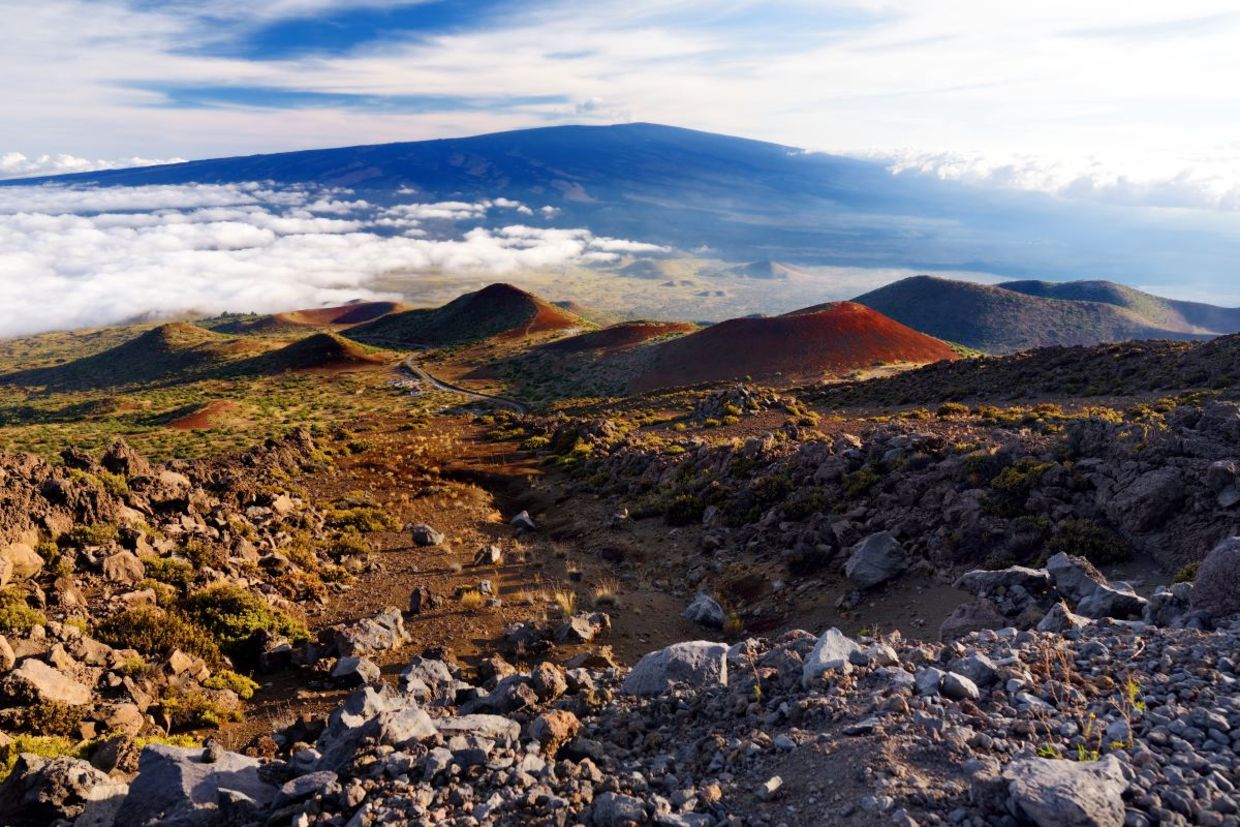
[2,0,1240,337]
[3,0,1239,207]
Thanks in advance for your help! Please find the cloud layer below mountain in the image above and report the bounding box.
[0,182,665,337]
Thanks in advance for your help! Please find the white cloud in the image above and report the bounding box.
[0,182,666,337]
[875,148,1240,212]
[0,151,185,180]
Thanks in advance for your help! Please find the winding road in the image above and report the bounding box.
[399,353,527,414]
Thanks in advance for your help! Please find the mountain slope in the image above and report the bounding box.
[852,276,1211,353]
[348,283,586,346]
[0,323,259,389]
[998,280,1240,335]
[10,123,1240,285]
[215,301,411,334]
[632,301,957,391]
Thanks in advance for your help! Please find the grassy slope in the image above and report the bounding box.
[853,276,1201,353]
[998,279,1240,335]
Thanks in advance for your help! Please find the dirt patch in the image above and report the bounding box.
[167,399,239,430]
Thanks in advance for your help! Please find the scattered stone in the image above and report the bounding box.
[802,627,861,687]
[510,510,537,532]
[1003,755,1126,827]
[331,655,380,688]
[622,641,729,696]
[410,524,444,547]
[845,531,908,589]
[682,592,727,629]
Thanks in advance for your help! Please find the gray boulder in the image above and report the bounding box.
[955,566,1052,597]
[682,592,726,629]
[114,745,274,826]
[1191,536,1240,619]
[1075,582,1147,620]
[1107,468,1183,532]
[330,655,380,688]
[410,524,444,547]
[1046,553,1108,605]
[593,792,648,827]
[1003,755,1126,827]
[1037,602,1092,633]
[435,714,521,743]
[622,641,729,696]
[844,531,907,589]
[940,599,1006,642]
[333,607,409,657]
[802,627,862,687]
[0,754,123,826]
[941,671,981,700]
[400,656,459,705]
[510,510,537,531]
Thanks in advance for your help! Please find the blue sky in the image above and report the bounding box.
[2,2,1240,215]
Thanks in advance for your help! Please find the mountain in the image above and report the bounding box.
[632,301,957,391]
[256,333,389,371]
[852,276,1218,354]
[997,280,1240,336]
[214,301,411,334]
[348,283,586,346]
[0,323,258,389]
[724,261,808,280]
[11,123,1239,285]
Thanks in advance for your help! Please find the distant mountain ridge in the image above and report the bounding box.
[853,276,1239,354]
[8,123,1239,285]
[997,280,1240,336]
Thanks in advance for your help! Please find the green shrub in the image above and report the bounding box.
[0,589,45,635]
[987,459,1054,517]
[64,522,118,547]
[178,583,307,656]
[95,606,222,666]
[160,687,242,729]
[520,435,550,451]
[936,402,970,418]
[203,669,260,700]
[1173,561,1199,583]
[178,539,227,571]
[143,556,195,592]
[0,736,83,782]
[96,471,129,497]
[1047,519,1129,565]
[665,494,706,526]
[326,506,398,533]
[844,466,881,498]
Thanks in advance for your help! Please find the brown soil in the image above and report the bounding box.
[167,400,239,430]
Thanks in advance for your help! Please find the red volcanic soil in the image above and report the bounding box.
[632,301,958,391]
[277,301,411,327]
[168,400,237,430]
[543,321,697,354]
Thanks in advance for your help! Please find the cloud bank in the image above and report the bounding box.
[0,182,665,338]
[877,148,1240,213]
[0,151,186,180]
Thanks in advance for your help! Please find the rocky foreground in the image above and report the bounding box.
[4,536,1238,827]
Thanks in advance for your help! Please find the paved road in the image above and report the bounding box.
[399,354,527,414]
